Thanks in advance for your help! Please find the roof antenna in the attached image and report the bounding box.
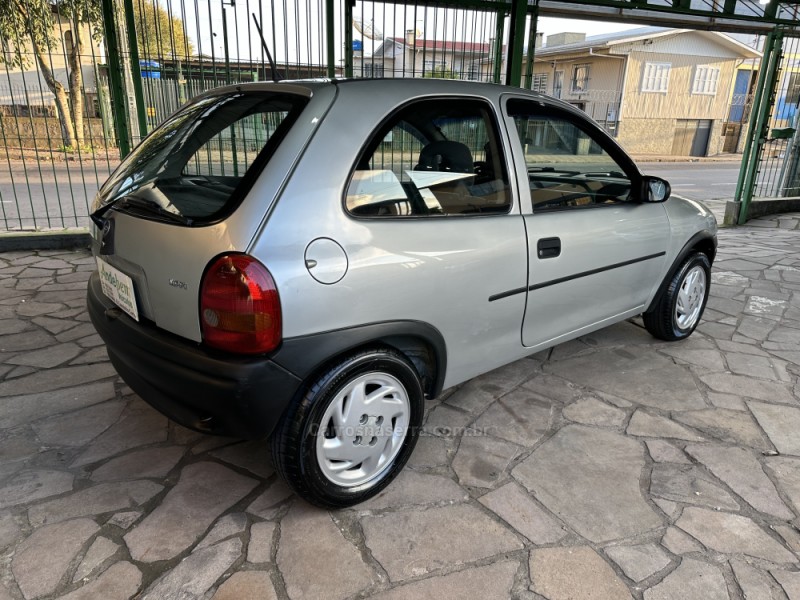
[252,13,281,82]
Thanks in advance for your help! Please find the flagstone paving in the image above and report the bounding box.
[2,213,800,599]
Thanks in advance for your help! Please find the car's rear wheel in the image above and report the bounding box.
[644,252,711,341]
[271,347,423,508]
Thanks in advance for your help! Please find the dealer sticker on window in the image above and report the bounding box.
[96,257,139,322]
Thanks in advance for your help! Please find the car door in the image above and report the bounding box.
[264,89,530,390]
[502,96,671,349]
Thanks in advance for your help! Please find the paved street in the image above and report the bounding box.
[641,161,742,221]
[1,214,800,599]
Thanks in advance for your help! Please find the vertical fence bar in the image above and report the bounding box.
[122,0,148,139]
[737,29,784,224]
[524,5,538,89]
[326,0,336,77]
[492,10,504,84]
[101,0,132,157]
[505,0,526,87]
[344,0,354,77]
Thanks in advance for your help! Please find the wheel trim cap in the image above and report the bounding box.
[315,372,410,488]
[675,265,706,330]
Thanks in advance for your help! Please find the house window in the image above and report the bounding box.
[642,62,671,93]
[363,62,384,78]
[692,65,720,95]
[571,65,590,94]
[532,74,548,94]
[553,71,564,98]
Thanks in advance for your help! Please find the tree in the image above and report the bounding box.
[0,0,192,150]
[0,0,100,149]
[135,1,193,59]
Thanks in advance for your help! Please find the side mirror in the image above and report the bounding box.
[644,176,671,203]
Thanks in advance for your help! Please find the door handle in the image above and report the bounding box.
[537,237,561,259]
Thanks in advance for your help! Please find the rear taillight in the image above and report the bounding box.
[200,254,281,354]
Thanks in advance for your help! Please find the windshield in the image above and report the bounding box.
[92,91,307,223]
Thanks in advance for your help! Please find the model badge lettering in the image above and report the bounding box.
[169,279,188,290]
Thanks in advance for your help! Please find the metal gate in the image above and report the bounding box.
[752,34,800,199]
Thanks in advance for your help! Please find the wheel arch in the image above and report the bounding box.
[645,231,717,314]
[271,320,447,400]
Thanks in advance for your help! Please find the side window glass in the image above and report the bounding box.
[506,98,632,212]
[345,99,511,217]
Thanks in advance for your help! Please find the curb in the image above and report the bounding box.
[723,197,800,226]
[0,230,92,252]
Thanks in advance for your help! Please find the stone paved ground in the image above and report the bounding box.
[2,214,800,600]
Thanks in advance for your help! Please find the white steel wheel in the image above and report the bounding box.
[270,347,424,509]
[643,251,711,342]
[316,372,410,487]
[674,265,706,331]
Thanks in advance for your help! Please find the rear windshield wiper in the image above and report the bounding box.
[91,195,192,226]
[116,196,194,225]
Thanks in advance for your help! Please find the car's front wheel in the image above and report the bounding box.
[271,348,424,508]
[644,252,711,341]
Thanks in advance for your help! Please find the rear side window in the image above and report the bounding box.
[95,92,306,223]
[345,99,511,217]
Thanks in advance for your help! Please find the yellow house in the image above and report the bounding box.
[530,27,761,157]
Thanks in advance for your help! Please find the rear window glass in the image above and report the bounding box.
[95,91,306,223]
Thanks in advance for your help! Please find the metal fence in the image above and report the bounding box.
[0,0,333,230]
[0,0,527,230]
[0,0,792,230]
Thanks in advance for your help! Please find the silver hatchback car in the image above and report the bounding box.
[88,78,717,508]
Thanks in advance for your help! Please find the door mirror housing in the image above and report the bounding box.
[644,176,671,203]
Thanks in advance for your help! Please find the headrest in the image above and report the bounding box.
[415,141,474,173]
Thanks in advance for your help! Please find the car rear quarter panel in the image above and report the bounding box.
[93,84,336,343]
[251,81,530,389]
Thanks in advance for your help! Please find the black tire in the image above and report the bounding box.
[270,347,424,509]
[644,252,711,341]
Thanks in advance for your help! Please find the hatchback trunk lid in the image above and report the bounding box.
[91,82,334,343]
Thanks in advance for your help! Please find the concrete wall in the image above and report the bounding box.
[616,116,727,156]
[0,116,110,150]
[616,118,677,154]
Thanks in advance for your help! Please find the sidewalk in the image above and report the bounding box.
[0,214,799,599]
[633,153,744,163]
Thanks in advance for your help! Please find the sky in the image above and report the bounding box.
[537,17,642,40]
[169,2,647,64]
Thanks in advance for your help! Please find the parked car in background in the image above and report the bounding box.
[88,78,717,508]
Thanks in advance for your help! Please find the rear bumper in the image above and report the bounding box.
[88,272,301,439]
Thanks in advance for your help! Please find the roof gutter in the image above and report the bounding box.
[589,48,625,59]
